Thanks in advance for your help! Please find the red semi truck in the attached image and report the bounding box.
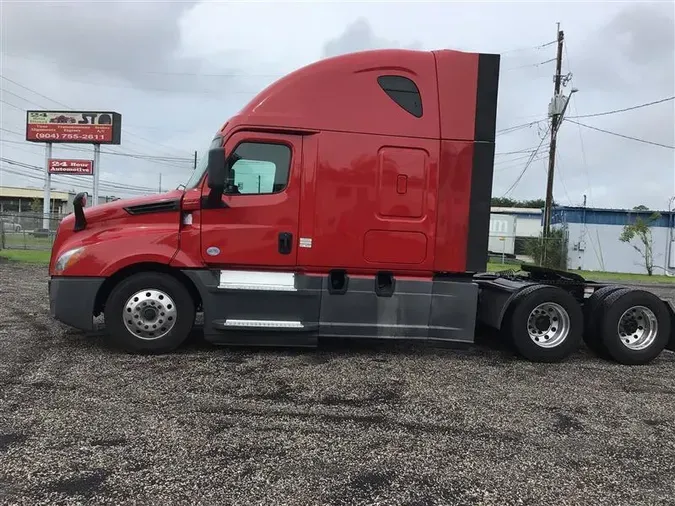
[48,48,674,365]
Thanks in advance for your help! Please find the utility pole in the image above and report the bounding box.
[194,150,198,170]
[543,23,565,238]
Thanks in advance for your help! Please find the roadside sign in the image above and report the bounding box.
[48,159,94,175]
[25,111,122,145]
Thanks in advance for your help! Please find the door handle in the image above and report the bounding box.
[278,232,293,255]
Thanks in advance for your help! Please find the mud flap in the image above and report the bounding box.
[666,299,675,352]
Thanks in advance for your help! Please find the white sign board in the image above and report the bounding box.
[488,213,517,255]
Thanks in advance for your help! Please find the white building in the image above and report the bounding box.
[552,206,675,275]
[490,207,542,239]
[488,207,542,260]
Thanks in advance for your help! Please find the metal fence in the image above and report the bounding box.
[488,229,570,270]
[0,212,66,251]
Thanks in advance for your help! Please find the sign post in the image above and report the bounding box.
[93,145,101,206]
[26,110,121,210]
[43,143,52,230]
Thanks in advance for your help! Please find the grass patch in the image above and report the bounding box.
[0,249,51,264]
[486,262,675,284]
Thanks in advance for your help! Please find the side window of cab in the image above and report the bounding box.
[225,142,291,195]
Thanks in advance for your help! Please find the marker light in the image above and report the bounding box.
[54,247,85,274]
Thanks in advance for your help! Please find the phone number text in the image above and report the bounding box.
[32,132,109,141]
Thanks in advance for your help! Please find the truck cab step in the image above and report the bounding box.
[212,319,315,331]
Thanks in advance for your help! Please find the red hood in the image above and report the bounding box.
[84,189,184,220]
[58,189,184,230]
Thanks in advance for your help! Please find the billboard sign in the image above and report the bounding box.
[25,111,122,145]
[48,159,94,175]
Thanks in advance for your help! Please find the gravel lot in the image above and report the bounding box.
[1,260,674,506]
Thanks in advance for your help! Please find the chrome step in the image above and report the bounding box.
[212,319,314,331]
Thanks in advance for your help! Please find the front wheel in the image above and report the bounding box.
[104,272,196,353]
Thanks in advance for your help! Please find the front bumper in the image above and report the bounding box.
[49,276,105,331]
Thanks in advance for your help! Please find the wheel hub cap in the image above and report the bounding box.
[617,305,658,351]
[123,289,177,340]
[527,302,571,348]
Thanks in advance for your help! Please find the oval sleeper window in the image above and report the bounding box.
[377,75,423,118]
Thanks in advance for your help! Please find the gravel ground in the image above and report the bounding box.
[1,261,674,506]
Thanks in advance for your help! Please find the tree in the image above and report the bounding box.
[30,197,42,213]
[526,227,568,270]
[490,197,554,209]
[30,197,43,228]
[619,207,661,276]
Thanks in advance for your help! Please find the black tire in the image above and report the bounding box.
[507,285,583,363]
[598,288,671,365]
[104,272,195,353]
[582,285,623,357]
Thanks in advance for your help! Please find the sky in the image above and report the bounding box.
[0,0,674,210]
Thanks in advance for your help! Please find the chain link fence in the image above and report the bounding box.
[488,228,570,270]
[0,212,66,251]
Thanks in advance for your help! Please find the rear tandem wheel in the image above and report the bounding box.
[582,284,624,358]
[505,285,583,363]
[596,288,671,365]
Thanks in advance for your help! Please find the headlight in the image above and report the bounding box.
[54,247,85,274]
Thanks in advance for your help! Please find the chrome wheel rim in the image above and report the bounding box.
[527,302,570,348]
[123,289,177,340]
[617,305,658,351]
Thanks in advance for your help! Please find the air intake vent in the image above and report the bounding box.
[124,199,180,216]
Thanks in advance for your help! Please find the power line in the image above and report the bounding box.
[0,128,193,165]
[565,119,675,150]
[566,96,674,119]
[1,51,283,78]
[495,146,540,156]
[554,150,573,206]
[0,157,156,193]
[0,75,192,159]
[5,41,557,75]
[501,126,551,196]
[503,58,556,72]
[563,41,593,206]
[494,154,548,172]
[501,40,557,54]
[63,77,262,96]
[496,118,547,135]
[0,99,25,112]
[1,160,154,193]
[0,165,152,196]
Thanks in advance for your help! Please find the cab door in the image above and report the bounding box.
[200,131,302,268]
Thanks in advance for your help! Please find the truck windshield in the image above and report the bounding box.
[185,136,223,189]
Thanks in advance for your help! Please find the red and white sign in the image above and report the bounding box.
[48,159,94,175]
[26,111,122,145]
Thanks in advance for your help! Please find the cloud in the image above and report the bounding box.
[0,1,672,210]
[3,2,195,81]
[0,0,252,96]
[573,1,674,94]
[322,17,422,58]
